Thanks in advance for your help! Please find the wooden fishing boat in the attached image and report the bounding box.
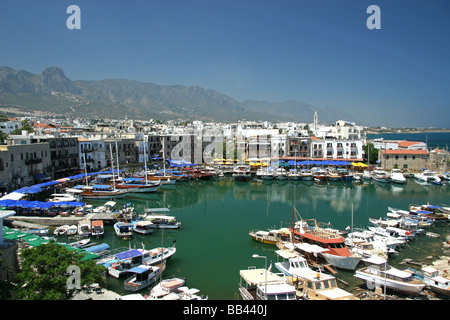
[290,208,362,271]
[249,229,279,245]
[124,264,164,292]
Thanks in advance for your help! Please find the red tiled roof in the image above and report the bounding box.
[382,149,428,155]
[398,141,422,147]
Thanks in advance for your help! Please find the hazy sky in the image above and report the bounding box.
[0,0,449,127]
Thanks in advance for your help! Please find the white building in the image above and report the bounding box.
[311,138,363,161]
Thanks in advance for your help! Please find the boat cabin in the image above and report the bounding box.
[238,267,297,300]
[296,273,357,300]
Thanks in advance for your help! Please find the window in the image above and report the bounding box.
[403,164,408,169]
[404,155,407,160]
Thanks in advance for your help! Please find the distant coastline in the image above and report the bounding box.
[366,128,450,134]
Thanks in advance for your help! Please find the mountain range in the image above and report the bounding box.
[0,66,353,124]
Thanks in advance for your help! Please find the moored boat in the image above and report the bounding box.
[91,220,104,237]
[408,266,450,297]
[290,209,362,271]
[414,170,442,184]
[238,267,297,300]
[80,185,128,199]
[249,229,279,245]
[131,219,154,234]
[389,169,406,184]
[372,169,390,183]
[114,221,133,239]
[233,164,252,181]
[124,264,164,292]
[354,263,425,296]
[144,215,181,229]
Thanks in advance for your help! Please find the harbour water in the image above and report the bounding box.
[81,176,449,300]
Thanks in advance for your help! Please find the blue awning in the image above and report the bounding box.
[127,266,150,274]
[115,249,143,260]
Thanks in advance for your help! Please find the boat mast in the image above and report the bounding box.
[110,143,117,190]
[116,141,120,179]
[351,203,354,247]
[143,134,148,185]
[82,151,88,187]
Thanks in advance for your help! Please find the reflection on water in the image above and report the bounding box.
[84,177,449,299]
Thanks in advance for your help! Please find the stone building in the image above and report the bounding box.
[379,149,429,171]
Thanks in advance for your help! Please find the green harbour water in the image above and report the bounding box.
[82,177,449,300]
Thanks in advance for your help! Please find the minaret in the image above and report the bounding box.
[313,111,318,132]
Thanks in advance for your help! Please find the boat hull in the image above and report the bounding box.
[354,269,425,295]
[322,253,361,271]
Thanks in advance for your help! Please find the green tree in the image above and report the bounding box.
[10,119,34,135]
[0,129,8,144]
[363,143,379,165]
[14,242,105,300]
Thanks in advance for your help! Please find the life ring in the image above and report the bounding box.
[405,231,411,235]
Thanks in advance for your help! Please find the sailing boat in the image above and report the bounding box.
[80,147,128,199]
[116,135,161,193]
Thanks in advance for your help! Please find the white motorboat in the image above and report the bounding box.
[114,221,133,238]
[414,170,442,184]
[389,169,406,184]
[367,226,408,246]
[144,215,181,229]
[77,222,92,237]
[345,229,401,251]
[54,225,70,236]
[100,243,177,278]
[69,237,91,249]
[149,277,186,299]
[131,220,154,234]
[124,264,163,292]
[274,249,315,278]
[176,287,209,300]
[362,170,372,180]
[58,224,77,236]
[409,266,450,297]
[354,263,425,296]
[372,169,390,183]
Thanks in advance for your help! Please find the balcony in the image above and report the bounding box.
[25,158,42,165]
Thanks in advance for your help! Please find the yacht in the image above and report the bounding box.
[372,169,390,183]
[389,169,406,184]
[414,170,442,184]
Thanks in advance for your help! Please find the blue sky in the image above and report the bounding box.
[0,0,449,127]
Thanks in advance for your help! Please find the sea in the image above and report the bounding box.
[63,132,450,300]
[367,131,450,150]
